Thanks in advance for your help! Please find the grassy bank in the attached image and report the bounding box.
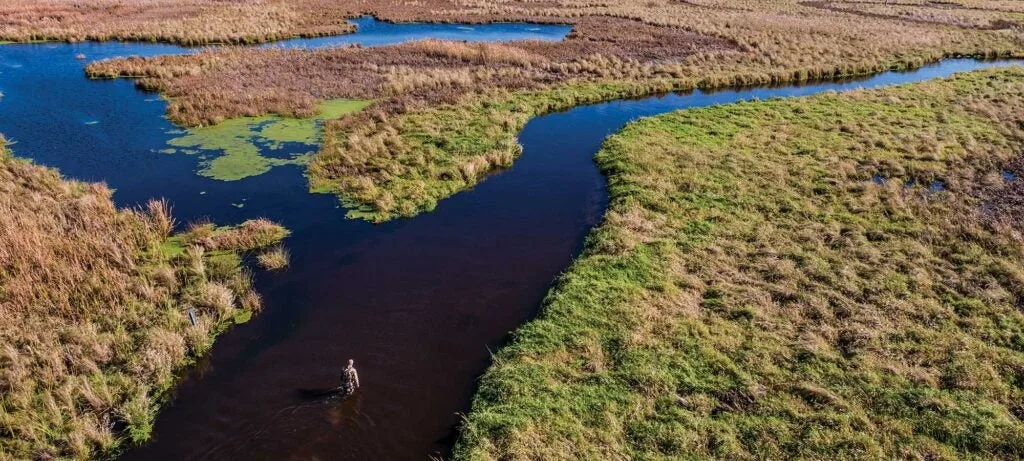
[456,67,1024,459]
[0,138,288,459]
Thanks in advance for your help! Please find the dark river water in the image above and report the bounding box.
[0,17,1018,460]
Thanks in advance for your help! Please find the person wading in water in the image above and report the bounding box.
[341,359,360,397]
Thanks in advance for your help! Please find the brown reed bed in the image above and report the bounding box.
[0,137,288,458]
[0,0,358,45]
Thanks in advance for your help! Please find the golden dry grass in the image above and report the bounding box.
[0,137,286,459]
[0,0,356,45]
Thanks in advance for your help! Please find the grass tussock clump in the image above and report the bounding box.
[456,67,1024,459]
[179,218,290,252]
[257,246,290,271]
[0,138,288,459]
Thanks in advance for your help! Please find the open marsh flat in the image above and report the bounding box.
[2,7,1024,461]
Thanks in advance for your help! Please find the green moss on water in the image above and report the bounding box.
[165,98,371,181]
[258,118,321,146]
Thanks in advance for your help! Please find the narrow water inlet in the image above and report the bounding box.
[0,27,1019,460]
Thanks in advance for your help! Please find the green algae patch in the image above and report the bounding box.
[164,98,371,181]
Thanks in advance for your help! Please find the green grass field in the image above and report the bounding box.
[456,67,1024,459]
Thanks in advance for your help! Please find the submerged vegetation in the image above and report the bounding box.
[456,67,1024,459]
[0,138,288,459]
[160,99,371,181]
[83,0,1024,220]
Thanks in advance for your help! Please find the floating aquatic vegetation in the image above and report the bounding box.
[162,98,370,181]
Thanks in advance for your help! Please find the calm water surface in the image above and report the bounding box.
[0,19,1018,459]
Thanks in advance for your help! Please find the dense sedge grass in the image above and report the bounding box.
[455,67,1024,459]
[0,138,288,459]
[313,51,1019,221]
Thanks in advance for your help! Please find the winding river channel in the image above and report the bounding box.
[0,16,1019,460]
